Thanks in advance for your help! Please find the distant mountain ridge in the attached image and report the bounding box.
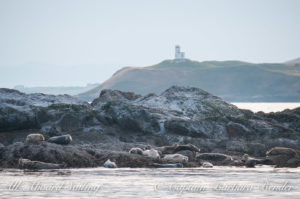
[77,59,300,102]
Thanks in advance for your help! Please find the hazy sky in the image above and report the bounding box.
[0,0,300,87]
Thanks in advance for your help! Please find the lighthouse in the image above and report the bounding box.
[174,45,185,62]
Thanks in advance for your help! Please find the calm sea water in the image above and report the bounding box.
[232,103,300,113]
[0,167,300,199]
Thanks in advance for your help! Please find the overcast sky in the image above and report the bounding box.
[0,0,300,87]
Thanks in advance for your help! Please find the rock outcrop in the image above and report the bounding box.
[91,86,300,156]
[1,86,300,168]
[0,88,98,132]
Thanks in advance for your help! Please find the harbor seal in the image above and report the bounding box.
[156,144,200,154]
[153,163,183,168]
[25,134,45,144]
[129,147,143,155]
[48,134,72,145]
[142,149,160,160]
[103,159,117,168]
[202,162,213,168]
[162,154,188,163]
[18,158,62,170]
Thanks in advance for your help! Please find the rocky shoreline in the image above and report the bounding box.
[0,86,300,170]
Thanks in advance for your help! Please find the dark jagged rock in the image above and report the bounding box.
[91,86,300,156]
[258,108,300,132]
[91,89,142,106]
[0,88,95,132]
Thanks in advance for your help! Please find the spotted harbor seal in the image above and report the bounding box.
[18,158,62,170]
[156,144,200,154]
[142,149,160,160]
[153,163,183,168]
[129,147,143,155]
[103,159,117,168]
[162,154,188,163]
[202,162,213,168]
[25,134,45,144]
[48,134,72,145]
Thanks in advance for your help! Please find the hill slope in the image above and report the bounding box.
[77,59,300,102]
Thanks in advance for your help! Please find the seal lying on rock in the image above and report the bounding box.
[25,134,45,144]
[153,163,183,168]
[196,153,233,165]
[48,134,72,145]
[202,162,213,168]
[18,158,62,170]
[142,149,160,160]
[266,147,300,168]
[162,154,188,163]
[156,144,200,154]
[129,147,143,155]
[103,159,117,168]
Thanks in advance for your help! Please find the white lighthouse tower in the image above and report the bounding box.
[174,45,185,62]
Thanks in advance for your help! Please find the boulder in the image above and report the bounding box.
[18,158,62,170]
[103,159,117,168]
[266,147,300,167]
[48,135,72,145]
[25,134,45,144]
[162,154,188,163]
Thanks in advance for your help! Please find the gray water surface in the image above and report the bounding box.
[0,166,299,199]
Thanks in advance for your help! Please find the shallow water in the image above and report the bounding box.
[232,103,300,113]
[0,166,300,199]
